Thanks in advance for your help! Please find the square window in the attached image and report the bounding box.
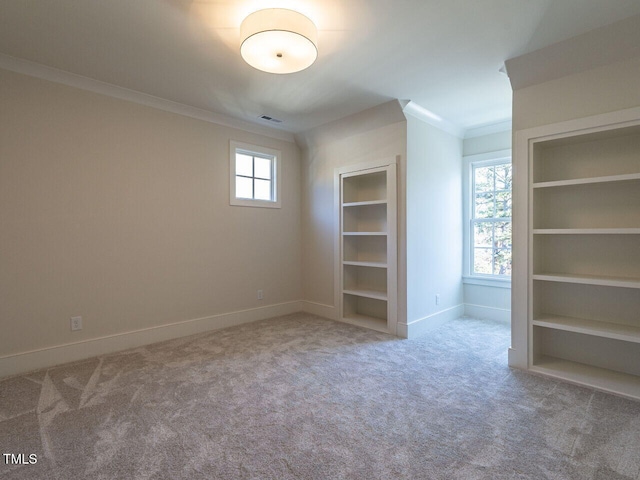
[229,141,281,208]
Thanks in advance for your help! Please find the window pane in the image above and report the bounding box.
[495,164,512,191]
[474,248,492,275]
[474,192,495,218]
[236,153,253,177]
[236,176,253,199]
[474,166,494,192]
[494,222,512,248]
[254,157,272,180]
[495,191,512,218]
[473,222,493,247]
[254,179,272,201]
[493,249,512,276]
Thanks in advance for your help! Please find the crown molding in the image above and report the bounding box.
[464,120,512,138]
[0,53,295,143]
[401,101,465,138]
[296,99,406,148]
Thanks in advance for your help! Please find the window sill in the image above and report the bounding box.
[230,198,281,209]
[462,275,511,289]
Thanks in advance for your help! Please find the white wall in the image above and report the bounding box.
[0,69,302,376]
[403,113,464,337]
[512,55,640,131]
[507,14,640,131]
[463,131,511,157]
[462,130,512,323]
[1,61,514,377]
[297,101,407,322]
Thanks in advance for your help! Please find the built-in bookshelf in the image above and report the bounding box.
[337,162,397,334]
[516,116,640,400]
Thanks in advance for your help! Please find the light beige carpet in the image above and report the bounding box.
[1,313,639,479]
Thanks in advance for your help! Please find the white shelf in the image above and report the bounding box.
[533,315,640,343]
[533,228,640,235]
[341,313,388,333]
[338,162,397,336]
[518,111,640,400]
[533,273,640,289]
[533,172,640,189]
[343,288,387,301]
[531,356,640,401]
[343,260,387,268]
[343,200,387,207]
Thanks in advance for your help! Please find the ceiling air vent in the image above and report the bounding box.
[259,115,283,124]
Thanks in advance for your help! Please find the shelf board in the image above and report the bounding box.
[533,172,640,189]
[533,228,640,235]
[342,200,387,207]
[533,273,640,289]
[342,232,387,236]
[343,288,388,301]
[341,313,388,333]
[342,261,387,268]
[533,315,640,343]
[530,356,640,401]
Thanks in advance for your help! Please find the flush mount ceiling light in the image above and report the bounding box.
[240,8,318,74]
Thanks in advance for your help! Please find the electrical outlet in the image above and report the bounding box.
[70,316,83,331]
[257,290,264,300]
[435,294,440,305]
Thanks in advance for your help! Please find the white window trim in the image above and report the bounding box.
[229,140,281,208]
[462,149,512,287]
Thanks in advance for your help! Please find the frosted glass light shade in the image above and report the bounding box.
[240,8,318,74]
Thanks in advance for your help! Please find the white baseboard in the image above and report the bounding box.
[464,304,511,324]
[0,301,303,379]
[397,304,465,339]
[508,347,527,369]
[300,301,336,320]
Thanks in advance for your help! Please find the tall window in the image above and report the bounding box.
[230,141,281,208]
[471,160,512,277]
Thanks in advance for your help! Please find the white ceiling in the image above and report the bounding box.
[1,0,640,134]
